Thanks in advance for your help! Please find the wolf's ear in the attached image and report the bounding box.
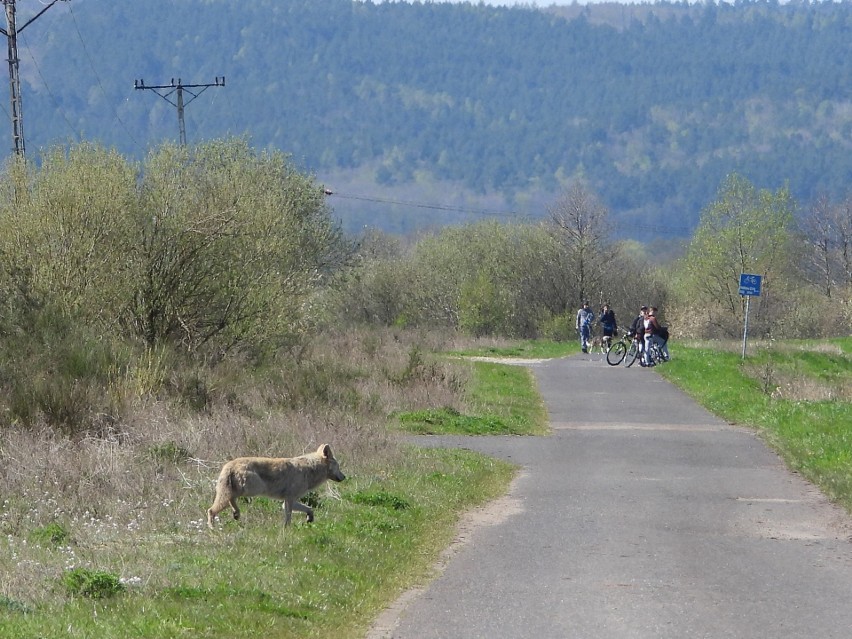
[320,444,333,458]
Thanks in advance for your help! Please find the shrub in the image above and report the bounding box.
[148,441,192,464]
[62,568,125,599]
[30,522,71,547]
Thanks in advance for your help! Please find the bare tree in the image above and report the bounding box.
[546,182,613,310]
[800,192,852,298]
[800,194,838,298]
[838,194,852,289]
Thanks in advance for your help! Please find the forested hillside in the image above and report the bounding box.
[10,0,852,238]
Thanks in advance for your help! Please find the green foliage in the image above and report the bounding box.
[349,489,412,511]
[672,174,797,338]
[62,568,125,600]
[458,272,510,337]
[353,220,591,338]
[537,312,576,343]
[0,596,30,614]
[0,145,138,331]
[128,139,349,355]
[147,441,192,465]
[30,522,71,548]
[0,139,350,431]
[0,309,130,432]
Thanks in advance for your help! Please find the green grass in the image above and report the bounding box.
[659,343,852,511]
[395,360,550,436]
[0,447,515,639]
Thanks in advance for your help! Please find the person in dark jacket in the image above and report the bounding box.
[629,305,648,362]
[599,304,617,351]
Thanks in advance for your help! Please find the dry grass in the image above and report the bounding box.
[0,326,475,608]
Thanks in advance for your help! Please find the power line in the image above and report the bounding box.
[21,37,78,142]
[327,190,694,236]
[68,3,143,152]
[134,77,225,146]
[328,191,525,220]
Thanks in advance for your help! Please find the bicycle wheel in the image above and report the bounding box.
[624,340,641,367]
[606,341,627,366]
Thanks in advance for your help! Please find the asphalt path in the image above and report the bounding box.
[368,352,852,639]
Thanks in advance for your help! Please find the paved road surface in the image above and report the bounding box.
[368,353,852,639]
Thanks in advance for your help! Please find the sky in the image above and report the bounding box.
[375,1,635,6]
[442,1,639,5]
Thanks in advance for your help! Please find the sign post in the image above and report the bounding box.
[738,273,762,358]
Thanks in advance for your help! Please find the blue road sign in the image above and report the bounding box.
[739,273,762,297]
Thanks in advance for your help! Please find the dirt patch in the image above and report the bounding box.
[463,356,551,366]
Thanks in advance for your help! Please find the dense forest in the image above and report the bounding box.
[8,0,852,239]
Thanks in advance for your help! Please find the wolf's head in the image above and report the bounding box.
[319,443,346,482]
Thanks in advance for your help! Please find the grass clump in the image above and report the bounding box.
[350,489,412,511]
[62,568,125,600]
[29,522,71,548]
[147,441,192,464]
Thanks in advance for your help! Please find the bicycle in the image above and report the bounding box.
[642,335,670,367]
[606,330,643,367]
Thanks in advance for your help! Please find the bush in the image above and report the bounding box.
[536,312,574,342]
[30,522,71,547]
[62,568,125,599]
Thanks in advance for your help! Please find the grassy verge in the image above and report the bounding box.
[0,328,518,638]
[658,340,852,511]
[0,447,514,639]
[395,359,552,436]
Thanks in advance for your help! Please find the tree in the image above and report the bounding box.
[800,194,839,298]
[126,139,349,356]
[675,174,796,337]
[546,183,614,310]
[0,143,138,332]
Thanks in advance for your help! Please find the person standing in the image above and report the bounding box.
[630,305,648,361]
[649,306,670,362]
[576,301,594,354]
[599,303,617,351]
[643,307,661,367]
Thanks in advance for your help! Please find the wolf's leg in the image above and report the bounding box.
[291,501,314,523]
[207,492,232,529]
[283,499,293,526]
[230,498,240,521]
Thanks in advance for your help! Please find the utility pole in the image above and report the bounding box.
[0,0,69,157]
[134,77,225,146]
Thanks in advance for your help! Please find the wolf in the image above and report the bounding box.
[207,443,346,529]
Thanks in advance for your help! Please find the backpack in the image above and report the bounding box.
[658,325,670,342]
